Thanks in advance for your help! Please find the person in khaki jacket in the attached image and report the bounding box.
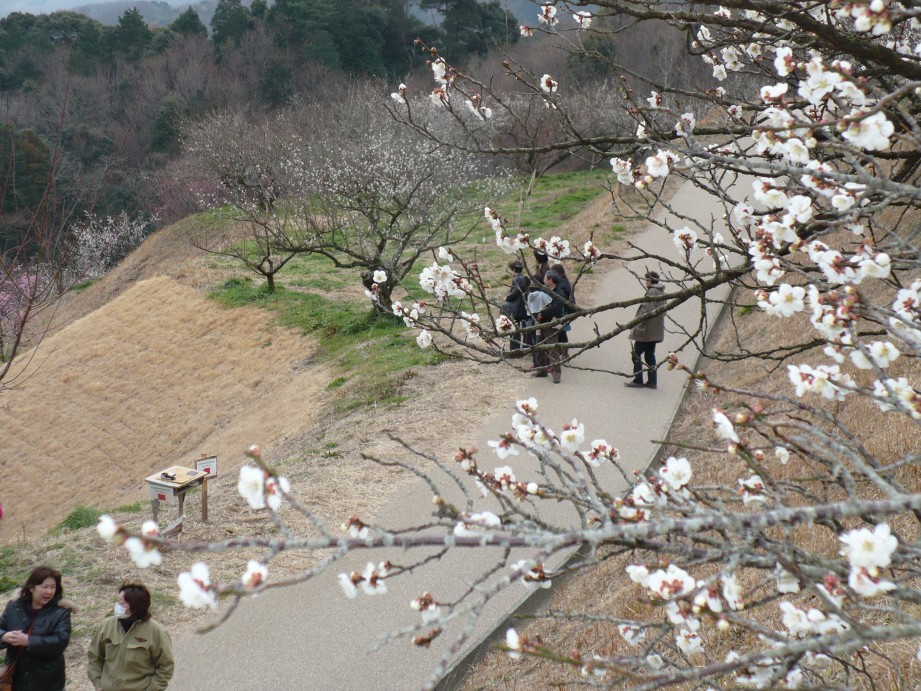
[88,581,174,691]
[624,271,666,389]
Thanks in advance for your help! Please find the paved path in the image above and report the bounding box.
[172,178,730,690]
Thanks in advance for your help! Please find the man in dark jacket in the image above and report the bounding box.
[504,260,530,351]
[625,271,666,389]
[534,270,566,383]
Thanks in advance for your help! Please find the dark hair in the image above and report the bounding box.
[19,566,62,604]
[544,270,561,285]
[549,263,568,278]
[645,270,660,284]
[533,249,549,264]
[508,260,524,273]
[119,581,152,621]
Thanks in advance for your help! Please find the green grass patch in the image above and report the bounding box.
[110,501,146,514]
[210,279,444,411]
[72,278,98,293]
[0,546,28,594]
[53,505,102,533]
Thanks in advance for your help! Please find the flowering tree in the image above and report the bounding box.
[181,92,500,306]
[98,1,921,687]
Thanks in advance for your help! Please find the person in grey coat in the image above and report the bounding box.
[625,271,666,389]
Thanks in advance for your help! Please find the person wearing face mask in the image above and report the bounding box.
[0,566,74,690]
[87,581,173,691]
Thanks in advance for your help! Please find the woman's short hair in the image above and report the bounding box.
[508,260,524,273]
[20,566,63,603]
[119,581,152,621]
[549,263,568,278]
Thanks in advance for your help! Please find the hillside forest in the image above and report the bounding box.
[0,0,706,260]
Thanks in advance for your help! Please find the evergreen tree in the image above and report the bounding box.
[150,96,183,153]
[259,60,293,107]
[250,0,269,21]
[113,8,153,62]
[170,7,208,38]
[211,0,252,46]
[420,0,517,58]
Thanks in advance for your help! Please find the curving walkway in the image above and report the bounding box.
[172,177,731,690]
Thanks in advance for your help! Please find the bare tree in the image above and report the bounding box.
[99,2,921,687]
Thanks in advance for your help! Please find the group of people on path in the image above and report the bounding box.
[502,250,574,384]
[1,566,173,690]
[503,251,666,388]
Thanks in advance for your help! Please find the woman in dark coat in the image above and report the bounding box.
[548,263,573,344]
[0,566,73,691]
[533,270,567,383]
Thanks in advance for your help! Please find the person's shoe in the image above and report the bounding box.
[644,383,657,389]
[623,381,645,388]
[533,371,549,378]
[552,374,561,384]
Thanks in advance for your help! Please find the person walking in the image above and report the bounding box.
[0,566,73,691]
[625,271,665,389]
[533,270,566,383]
[88,581,173,691]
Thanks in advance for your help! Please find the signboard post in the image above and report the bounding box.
[145,466,209,532]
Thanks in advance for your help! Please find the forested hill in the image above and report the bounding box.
[0,0,521,254]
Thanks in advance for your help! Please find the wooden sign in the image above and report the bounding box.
[195,455,218,479]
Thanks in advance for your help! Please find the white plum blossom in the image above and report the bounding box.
[739,475,769,505]
[712,409,740,443]
[646,150,674,178]
[437,246,453,262]
[372,269,387,284]
[839,523,898,569]
[659,456,691,490]
[431,58,447,85]
[775,447,791,465]
[848,566,895,597]
[540,74,558,94]
[238,465,266,509]
[453,511,502,538]
[774,46,794,76]
[646,564,696,599]
[390,83,407,105]
[178,562,217,609]
[124,536,162,568]
[538,4,558,25]
[673,226,698,260]
[626,564,650,587]
[841,110,894,151]
[573,10,592,29]
[416,329,433,349]
[97,515,119,542]
[559,419,585,451]
[722,573,743,610]
[618,624,646,645]
[264,474,290,511]
[676,629,704,655]
[487,436,519,459]
[505,628,523,658]
[647,91,662,108]
[519,25,533,37]
[610,157,635,185]
[360,562,388,595]
[758,284,806,317]
[337,572,358,599]
[242,560,268,589]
